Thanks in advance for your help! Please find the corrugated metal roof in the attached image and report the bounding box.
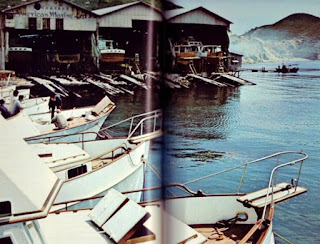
[2,0,40,12]
[93,1,140,15]
[93,0,161,16]
[165,6,232,24]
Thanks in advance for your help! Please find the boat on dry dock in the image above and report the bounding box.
[6,95,115,143]
[98,39,125,63]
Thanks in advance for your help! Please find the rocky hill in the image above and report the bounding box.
[229,13,320,63]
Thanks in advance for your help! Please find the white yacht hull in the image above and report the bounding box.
[54,140,150,204]
[25,112,110,143]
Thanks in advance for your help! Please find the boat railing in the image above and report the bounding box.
[26,110,162,145]
[165,151,307,219]
[99,109,163,143]
[25,131,100,144]
[180,151,307,190]
[23,97,48,109]
[52,185,165,211]
[260,151,307,220]
[90,145,129,163]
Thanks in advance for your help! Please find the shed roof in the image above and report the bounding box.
[2,0,98,17]
[229,52,243,57]
[93,0,161,16]
[0,115,60,216]
[165,6,232,24]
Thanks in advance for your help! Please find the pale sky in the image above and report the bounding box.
[169,0,320,35]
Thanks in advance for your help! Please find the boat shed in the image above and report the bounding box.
[164,7,233,73]
[1,0,98,74]
[165,7,232,49]
[93,1,163,71]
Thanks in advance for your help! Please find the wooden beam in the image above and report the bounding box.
[239,219,264,244]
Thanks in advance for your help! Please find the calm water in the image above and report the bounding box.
[104,61,320,243]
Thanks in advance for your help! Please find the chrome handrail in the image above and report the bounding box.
[183,151,308,190]
[179,151,308,221]
[100,109,162,140]
[25,110,162,144]
[261,151,308,220]
[127,113,162,140]
[102,109,162,130]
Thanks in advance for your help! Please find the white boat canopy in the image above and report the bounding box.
[0,116,61,216]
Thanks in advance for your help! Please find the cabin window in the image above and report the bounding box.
[56,18,64,30]
[0,237,13,244]
[0,201,11,217]
[28,18,37,30]
[43,18,50,30]
[67,165,87,179]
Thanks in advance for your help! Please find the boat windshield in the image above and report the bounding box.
[98,40,114,50]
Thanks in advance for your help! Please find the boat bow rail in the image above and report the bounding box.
[167,151,308,214]
[99,109,163,143]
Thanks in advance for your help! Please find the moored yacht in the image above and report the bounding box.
[29,110,163,204]
[6,95,116,143]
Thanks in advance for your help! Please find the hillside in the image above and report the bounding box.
[229,13,320,63]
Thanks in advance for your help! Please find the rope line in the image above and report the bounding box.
[142,158,179,197]
[122,142,139,166]
[273,231,293,244]
[143,158,161,180]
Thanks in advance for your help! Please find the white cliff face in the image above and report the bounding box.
[230,34,320,63]
[229,14,320,63]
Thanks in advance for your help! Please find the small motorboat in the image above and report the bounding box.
[275,64,299,73]
[7,95,116,143]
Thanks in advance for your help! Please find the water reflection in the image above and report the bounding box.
[164,86,241,142]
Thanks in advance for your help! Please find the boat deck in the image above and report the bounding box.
[193,224,260,243]
[66,117,92,128]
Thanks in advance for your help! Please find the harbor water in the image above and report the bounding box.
[104,61,320,243]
